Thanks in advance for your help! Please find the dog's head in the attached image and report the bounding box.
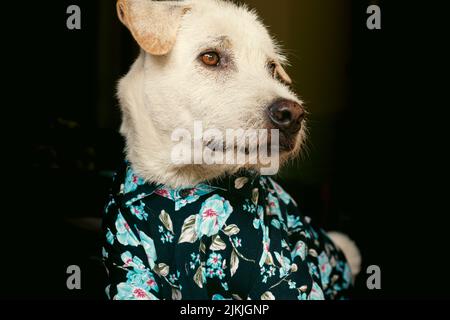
[117,0,307,187]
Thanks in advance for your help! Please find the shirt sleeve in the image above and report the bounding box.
[102,195,212,300]
[102,196,166,300]
[286,200,354,300]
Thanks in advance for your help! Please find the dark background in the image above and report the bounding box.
[1,0,448,299]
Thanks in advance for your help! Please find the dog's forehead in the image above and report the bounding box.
[181,0,277,55]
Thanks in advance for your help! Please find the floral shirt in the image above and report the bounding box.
[102,163,353,300]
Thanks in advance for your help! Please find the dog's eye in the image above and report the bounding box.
[201,52,220,67]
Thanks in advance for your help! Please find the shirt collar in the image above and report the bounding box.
[112,163,159,207]
[114,163,262,208]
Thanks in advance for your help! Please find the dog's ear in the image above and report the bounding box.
[275,65,292,85]
[117,0,191,55]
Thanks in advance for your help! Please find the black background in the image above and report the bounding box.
[1,0,449,300]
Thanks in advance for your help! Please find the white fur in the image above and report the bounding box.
[117,0,305,187]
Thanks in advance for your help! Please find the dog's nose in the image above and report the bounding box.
[268,99,305,134]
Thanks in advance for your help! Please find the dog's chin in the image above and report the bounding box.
[279,136,298,153]
[157,128,306,188]
[278,130,306,162]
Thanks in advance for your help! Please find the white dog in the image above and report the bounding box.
[116,0,306,188]
[103,0,360,300]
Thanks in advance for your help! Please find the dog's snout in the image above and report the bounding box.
[268,99,305,134]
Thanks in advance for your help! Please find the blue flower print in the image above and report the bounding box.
[267,267,276,277]
[288,280,297,289]
[125,193,148,207]
[115,282,158,300]
[259,226,272,267]
[260,265,277,283]
[308,262,320,279]
[221,282,229,291]
[207,253,223,269]
[260,266,266,275]
[212,294,232,300]
[104,164,353,300]
[121,251,145,270]
[297,292,308,300]
[115,212,140,247]
[267,193,283,221]
[130,202,149,221]
[206,252,226,280]
[139,231,157,269]
[253,218,261,230]
[102,247,108,259]
[258,205,264,220]
[216,269,225,280]
[287,214,303,230]
[252,207,265,230]
[268,178,295,206]
[158,225,175,244]
[126,269,159,293]
[177,185,218,211]
[303,225,319,240]
[271,219,281,229]
[309,282,325,300]
[206,268,216,279]
[195,195,233,237]
[106,228,115,245]
[169,271,181,284]
[155,184,217,211]
[190,253,201,270]
[291,240,307,261]
[117,251,159,298]
[242,199,257,213]
[232,237,242,248]
[124,168,145,193]
[318,252,332,287]
[274,251,292,278]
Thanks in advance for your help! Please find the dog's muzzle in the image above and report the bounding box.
[267,99,305,150]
